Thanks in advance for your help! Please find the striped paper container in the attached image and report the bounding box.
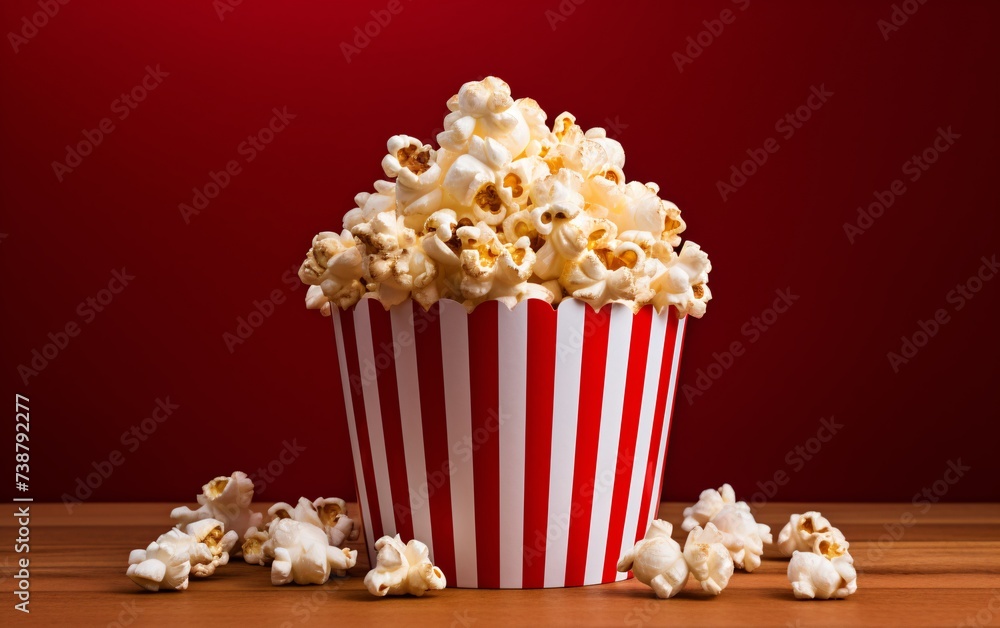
[331,296,687,588]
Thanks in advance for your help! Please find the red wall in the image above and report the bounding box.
[2,0,997,506]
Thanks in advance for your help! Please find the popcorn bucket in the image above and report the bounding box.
[330,297,687,588]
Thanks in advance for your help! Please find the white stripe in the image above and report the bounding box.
[648,316,687,524]
[332,309,376,567]
[498,303,528,588]
[583,305,633,584]
[616,308,669,581]
[354,300,396,537]
[440,300,477,588]
[544,299,586,587]
[391,302,434,547]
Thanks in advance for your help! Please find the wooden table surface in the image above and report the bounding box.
[3,502,998,627]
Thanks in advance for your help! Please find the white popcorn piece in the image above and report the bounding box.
[364,534,447,597]
[650,240,713,319]
[127,531,192,592]
[617,520,689,599]
[170,471,264,542]
[245,519,357,586]
[560,242,649,312]
[300,76,713,317]
[682,523,740,595]
[710,502,773,573]
[126,519,238,591]
[681,483,736,531]
[267,497,359,548]
[184,519,239,577]
[382,135,444,220]
[777,511,849,557]
[299,230,365,313]
[438,76,530,157]
[787,550,858,600]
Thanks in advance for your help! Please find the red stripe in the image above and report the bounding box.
[601,307,653,582]
[412,301,456,582]
[338,304,384,544]
[653,318,686,509]
[522,300,557,588]
[368,304,414,542]
[564,305,612,587]
[634,313,679,540]
[468,301,501,588]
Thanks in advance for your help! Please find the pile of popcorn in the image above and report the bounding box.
[127,472,445,596]
[620,483,858,600]
[299,76,712,316]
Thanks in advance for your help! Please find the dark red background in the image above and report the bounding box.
[2,0,997,506]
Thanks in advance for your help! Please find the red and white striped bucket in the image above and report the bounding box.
[331,297,686,588]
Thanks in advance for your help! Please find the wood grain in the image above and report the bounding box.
[3,502,999,627]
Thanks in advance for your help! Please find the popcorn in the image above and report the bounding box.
[126,519,238,591]
[267,497,359,548]
[710,502,773,573]
[681,484,771,573]
[681,483,736,531]
[364,534,447,597]
[127,530,192,592]
[617,520,689,599]
[243,519,358,586]
[301,76,713,316]
[787,550,858,600]
[777,511,849,557]
[170,471,264,544]
[183,519,239,577]
[682,523,740,595]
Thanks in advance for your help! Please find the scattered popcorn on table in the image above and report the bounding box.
[787,547,858,600]
[126,519,237,592]
[682,523,740,595]
[170,471,264,546]
[776,511,849,557]
[365,535,447,597]
[617,520,690,599]
[243,518,358,586]
[300,76,713,316]
[681,483,736,531]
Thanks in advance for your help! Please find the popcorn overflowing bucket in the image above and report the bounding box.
[331,296,687,588]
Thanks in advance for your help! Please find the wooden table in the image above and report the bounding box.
[3,502,999,627]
